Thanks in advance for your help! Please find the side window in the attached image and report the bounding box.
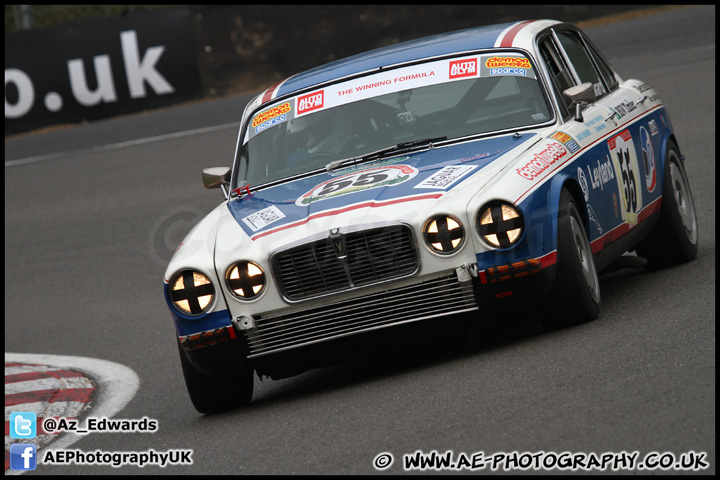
[586,41,619,92]
[538,37,572,117]
[555,30,607,98]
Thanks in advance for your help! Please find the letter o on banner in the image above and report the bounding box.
[5,68,35,119]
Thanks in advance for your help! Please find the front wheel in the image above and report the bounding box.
[541,189,600,330]
[178,339,253,414]
[636,142,698,269]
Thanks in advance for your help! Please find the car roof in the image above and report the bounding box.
[258,19,561,105]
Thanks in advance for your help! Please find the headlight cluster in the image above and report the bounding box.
[476,201,524,248]
[423,214,465,255]
[422,202,524,254]
[168,261,266,316]
[225,260,266,300]
[169,270,215,316]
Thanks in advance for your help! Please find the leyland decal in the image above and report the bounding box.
[296,165,418,205]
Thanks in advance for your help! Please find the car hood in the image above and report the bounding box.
[224,132,539,243]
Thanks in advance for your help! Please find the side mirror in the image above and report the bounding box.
[563,82,596,122]
[202,167,231,197]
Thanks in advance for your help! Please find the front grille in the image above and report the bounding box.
[246,273,478,358]
[271,225,418,301]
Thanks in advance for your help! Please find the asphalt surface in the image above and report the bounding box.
[5,5,715,475]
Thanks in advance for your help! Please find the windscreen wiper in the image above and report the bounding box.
[325,136,448,171]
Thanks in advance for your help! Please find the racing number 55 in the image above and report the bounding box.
[317,170,391,197]
[618,149,637,213]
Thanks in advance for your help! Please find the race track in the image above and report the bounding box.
[5,5,714,475]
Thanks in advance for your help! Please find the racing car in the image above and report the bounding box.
[164,19,698,413]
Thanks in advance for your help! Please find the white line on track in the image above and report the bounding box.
[4,122,239,168]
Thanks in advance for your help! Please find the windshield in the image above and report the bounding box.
[236,52,552,188]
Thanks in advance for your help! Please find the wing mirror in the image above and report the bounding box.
[563,82,596,122]
[202,167,231,197]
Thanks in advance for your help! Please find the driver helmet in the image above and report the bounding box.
[287,108,352,154]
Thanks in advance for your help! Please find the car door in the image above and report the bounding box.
[537,27,654,249]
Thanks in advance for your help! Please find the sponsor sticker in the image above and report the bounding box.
[251,102,291,128]
[515,141,568,181]
[255,113,287,134]
[296,165,418,205]
[639,126,657,192]
[449,58,479,79]
[550,131,580,153]
[414,165,478,189]
[484,56,532,69]
[297,90,324,115]
[648,119,659,136]
[242,205,286,232]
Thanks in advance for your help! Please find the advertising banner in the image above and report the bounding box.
[5,8,202,135]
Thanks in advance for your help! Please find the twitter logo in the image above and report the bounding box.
[10,412,37,439]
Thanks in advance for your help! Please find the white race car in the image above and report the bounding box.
[164,19,698,413]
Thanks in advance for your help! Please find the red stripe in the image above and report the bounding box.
[590,196,662,254]
[5,369,86,384]
[500,20,536,47]
[251,193,443,240]
[5,387,95,406]
[261,81,282,104]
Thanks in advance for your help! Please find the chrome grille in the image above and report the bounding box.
[246,273,478,358]
[272,225,418,300]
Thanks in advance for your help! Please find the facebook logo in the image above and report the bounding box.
[10,412,37,439]
[9,443,37,471]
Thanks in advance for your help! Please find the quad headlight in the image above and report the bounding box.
[423,214,465,254]
[225,261,266,300]
[477,201,524,248]
[169,270,215,316]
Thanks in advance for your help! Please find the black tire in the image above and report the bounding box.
[178,339,253,414]
[636,142,698,269]
[541,188,600,330]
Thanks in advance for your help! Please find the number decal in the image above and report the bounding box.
[618,148,637,213]
[608,129,642,226]
[296,165,418,205]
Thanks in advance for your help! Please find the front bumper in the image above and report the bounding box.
[176,256,556,378]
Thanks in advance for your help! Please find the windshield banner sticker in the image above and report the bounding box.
[295,165,418,206]
[246,53,535,143]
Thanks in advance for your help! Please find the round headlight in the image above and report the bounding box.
[226,261,266,300]
[423,214,465,254]
[477,202,524,248]
[169,270,215,316]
